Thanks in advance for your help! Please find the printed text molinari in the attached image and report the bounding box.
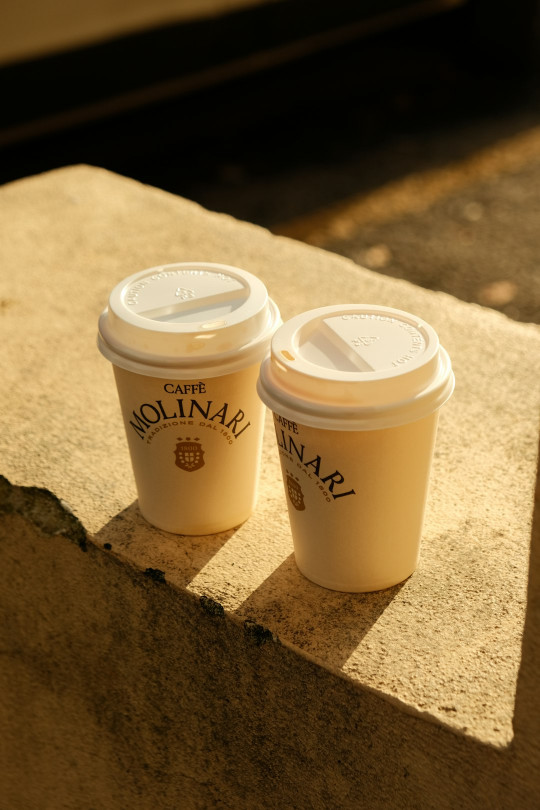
[129,398,251,440]
[274,417,356,501]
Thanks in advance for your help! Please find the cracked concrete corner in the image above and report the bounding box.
[0,474,88,551]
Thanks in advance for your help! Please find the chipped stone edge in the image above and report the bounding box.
[0,473,512,749]
[0,474,88,551]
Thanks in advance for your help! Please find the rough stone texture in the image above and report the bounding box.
[1,165,539,808]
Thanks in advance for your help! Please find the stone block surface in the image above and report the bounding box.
[1,165,539,808]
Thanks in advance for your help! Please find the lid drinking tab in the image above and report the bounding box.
[124,269,247,325]
[303,314,428,373]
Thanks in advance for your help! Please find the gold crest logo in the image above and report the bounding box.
[174,437,205,472]
[286,473,305,511]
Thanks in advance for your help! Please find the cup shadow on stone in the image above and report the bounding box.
[236,552,404,669]
[93,500,237,588]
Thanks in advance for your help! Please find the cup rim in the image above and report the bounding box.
[98,262,281,377]
[257,304,455,430]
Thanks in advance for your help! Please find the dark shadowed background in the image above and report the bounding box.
[2,0,539,322]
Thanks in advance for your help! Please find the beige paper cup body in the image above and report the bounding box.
[113,364,266,534]
[258,304,454,592]
[98,262,280,534]
[272,411,439,592]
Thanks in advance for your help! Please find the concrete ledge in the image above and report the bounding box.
[1,165,540,807]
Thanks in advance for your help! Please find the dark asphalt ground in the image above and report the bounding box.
[4,4,540,324]
[177,12,540,325]
[275,121,540,324]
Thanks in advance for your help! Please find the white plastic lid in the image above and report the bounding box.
[98,262,281,378]
[257,304,454,429]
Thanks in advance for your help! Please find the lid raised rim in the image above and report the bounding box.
[257,348,455,430]
[98,298,281,379]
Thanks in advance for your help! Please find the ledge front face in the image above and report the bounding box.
[1,165,540,748]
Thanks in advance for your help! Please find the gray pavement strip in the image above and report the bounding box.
[274,126,540,325]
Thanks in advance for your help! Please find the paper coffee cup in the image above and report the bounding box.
[257,304,454,592]
[98,262,280,534]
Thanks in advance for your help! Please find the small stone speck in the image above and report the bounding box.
[144,568,166,584]
[200,595,225,617]
[244,620,276,646]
